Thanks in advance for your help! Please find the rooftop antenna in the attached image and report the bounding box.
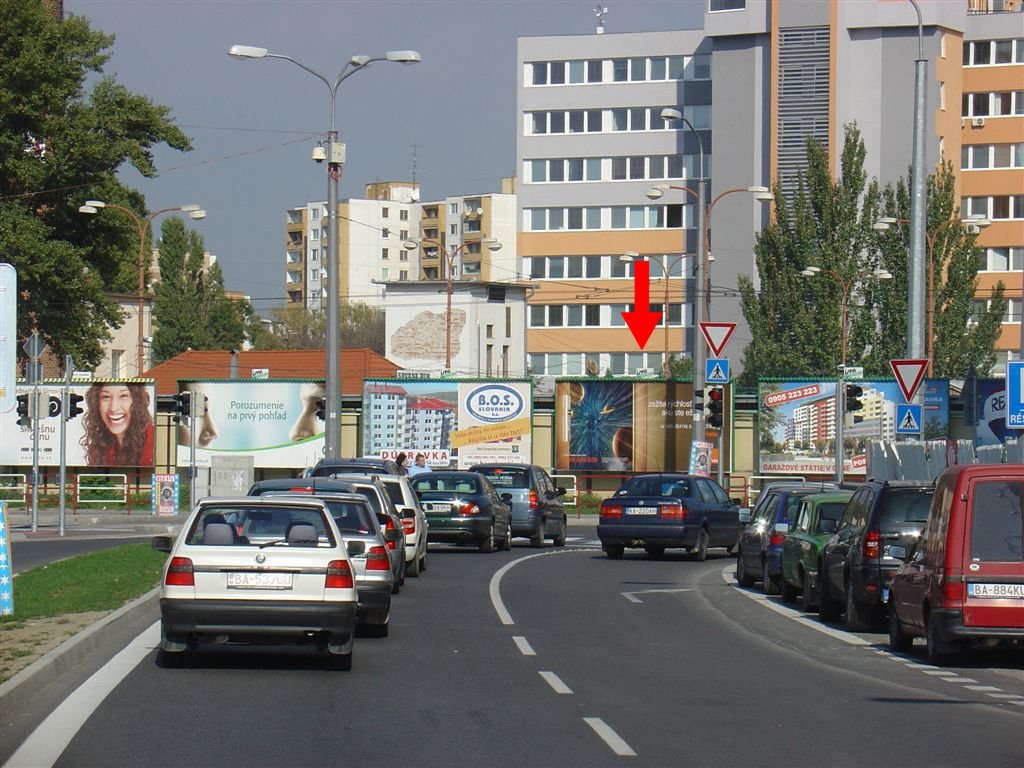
[594,5,608,34]
[410,143,419,186]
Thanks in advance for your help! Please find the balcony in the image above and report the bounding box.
[968,0,1021,13]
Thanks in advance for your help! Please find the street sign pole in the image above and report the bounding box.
[835,366,845,485]
[58,356,73,536]
[30,363,40,533]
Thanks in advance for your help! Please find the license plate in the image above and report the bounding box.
[424,502,453,514]
[882,587,889,603]
[967,583,1024,599]
[227,572,293,590]
[626,507,657,516]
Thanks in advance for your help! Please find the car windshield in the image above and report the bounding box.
[412,475,479,494]
[878,488,934,526]
[477,468,529,489]
[320,500,374,535]
[186,505,336,547]
[970,480,1023,562]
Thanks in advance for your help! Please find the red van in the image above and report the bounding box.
[888,463,1023,664]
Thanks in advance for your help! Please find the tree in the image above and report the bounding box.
[261,303,384,354]
[0,0,191,367]
[151,218,248,363]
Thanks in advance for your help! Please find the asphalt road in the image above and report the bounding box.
[5,529,1023,768]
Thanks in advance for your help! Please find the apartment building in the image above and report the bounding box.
[517,0,1022,377]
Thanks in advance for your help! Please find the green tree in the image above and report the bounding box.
[262,303,384,354]
[152,218,247,363]
[0,0,190,367]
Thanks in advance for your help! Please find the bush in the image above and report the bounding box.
[578,491,603,514]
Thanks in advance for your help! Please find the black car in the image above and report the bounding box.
[819,479,935,631]
[735,483,839,594]
[469,463,568,548]
[409,471,513,552]
[598,474,741,560]
[305,457,402,478]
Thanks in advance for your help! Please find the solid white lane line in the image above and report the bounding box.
[489,548,593,626]
[539,671,573,694]
[4,621,160,768]
[583,717,637,757]
[513,636,536,656]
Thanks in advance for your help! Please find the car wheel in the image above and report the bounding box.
[736,550,755,587]
[845,581,872,632]
[156,649,187,669]
[780,576,798,603]
[327,649,353,671]
[798,570,817,612]
[391,579,401,595]
[406,552,421,578]
[818,570,841,622]
[926,613,958,666]
[479,523,495,553]
[605,543,624,559]
[888,601,913,653]
[645,545,666,559]
[553,520,567,547]
[763,562,781,596]
[420,551,427,572]
[502,525,513,551]
[530,521,545,548]
[690,529,709,562]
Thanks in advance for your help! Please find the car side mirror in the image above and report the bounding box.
[887,544,908,561]
[774,522,789,535]
[731,498,743,506]
[347,540,366,557]
[151,535,173,553]
[556,487,567,497]
[738,509,752,525]
[818,518,837,534]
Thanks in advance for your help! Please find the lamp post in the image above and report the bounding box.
[907,0,928,361]
[801,266,893,482]
[228,44,420,459]
[874,214,991,376]
[620,251,689,376]
[79,201,206,375]
[404,237,502,371]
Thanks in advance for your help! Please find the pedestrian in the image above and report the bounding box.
[407,452,432,476]
[395,452,409,474]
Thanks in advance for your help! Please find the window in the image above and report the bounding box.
[382,248,390,259]
[381,207,389,218]
[311,228,320,240]
[400,209,408,221]
[399,250,409,261]
[311,249,319,261]
[588,59,603,82]
[111,350,122,378]
[382,228,390,238]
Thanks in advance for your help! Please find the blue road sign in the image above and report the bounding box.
[895,404,923,434]
[1007,360,1024,430]
[705,358,730,384]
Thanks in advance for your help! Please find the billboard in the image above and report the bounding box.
[176,380,325,469]
[554,379,717,472]
[361,379,532,469]
[2,380,156,467]
[758,379,950,476]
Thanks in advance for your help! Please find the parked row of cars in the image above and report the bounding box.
[152,457,569,669]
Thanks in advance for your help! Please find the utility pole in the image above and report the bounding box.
[58,356,72,537]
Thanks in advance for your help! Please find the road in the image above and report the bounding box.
[9,534,152,574]
[4,528,1022,768]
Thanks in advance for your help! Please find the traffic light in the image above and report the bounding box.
[707,386,725,429]
[315,397,327,421]
[16,393,31,428]
[845,384,864,414]
[174,391,193,422]
[693,388,705,412]
[48,395,62,418]
[66,393,85,421]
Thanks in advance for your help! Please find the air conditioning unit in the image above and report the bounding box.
[972,117,986,127]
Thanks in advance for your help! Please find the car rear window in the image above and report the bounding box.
[618,477,691,497]
[411,475,479,493]
[478,469,530,489]
[187,505,336,547]
[321,500,375,535]
[970,480,1023,563]
[817,502,847,524]
[878,488,933,526]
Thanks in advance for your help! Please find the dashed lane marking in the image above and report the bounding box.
[513,636,536,656]
[539,671,573,694]
[583,717,638,757]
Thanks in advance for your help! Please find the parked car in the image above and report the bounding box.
[598,474,741,560]
[305,457,402,478]
[780,491,853,610]
[469,463,568,548]
[377,473,430,577]
[151,496,358,669]
[249,476,406,593]
[736,483,839,594]
[819,479,935,631]
[260,491,395,637]
[409,471,513,552]
[888,464,1023,664]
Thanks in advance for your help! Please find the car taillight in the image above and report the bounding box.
[660,504,687,520]
[165,556,194,586]
[366,545,390,571]
[770,533,786,547]
[402,517,416,535]
[326,559,354,589]
[385,517,398,549]
[529,489,538,509]
[942,577,965,605]
[457,503,480,516]
[862,529,880,559]
[600,505,623,520]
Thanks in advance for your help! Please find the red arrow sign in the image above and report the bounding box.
[699,322,736,357]
[621,260,661,349]
[890,359,929,402]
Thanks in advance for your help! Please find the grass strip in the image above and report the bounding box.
[1,544,167,623]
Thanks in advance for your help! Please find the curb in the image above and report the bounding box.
[0,588,160,715]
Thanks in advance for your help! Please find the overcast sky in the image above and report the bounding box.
[65,0,704,313]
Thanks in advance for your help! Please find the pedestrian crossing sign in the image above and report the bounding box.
[705,358,730,384]
[895,404,922,435]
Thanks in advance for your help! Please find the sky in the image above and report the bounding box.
[64,0,705,315]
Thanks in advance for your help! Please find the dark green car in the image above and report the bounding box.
[780,491,852,611]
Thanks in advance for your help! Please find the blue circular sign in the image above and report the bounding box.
[466,385,525,423]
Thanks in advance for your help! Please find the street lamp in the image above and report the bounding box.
[79,201,206,374]
[620,251,689,376]
[228,43,420,459]
[404,237,502,371]
[873,214,991,375]
[801,265,893,482]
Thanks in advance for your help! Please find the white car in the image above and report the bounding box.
[152,496,359,670]
[378,474,430,577]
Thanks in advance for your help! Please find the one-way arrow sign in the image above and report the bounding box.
[890,359,928,402]
[699,322,736,358]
